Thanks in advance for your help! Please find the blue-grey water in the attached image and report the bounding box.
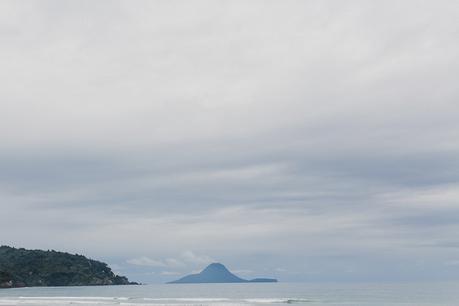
[1,282,459,306]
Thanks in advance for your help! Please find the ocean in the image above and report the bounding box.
[1,282,459,306]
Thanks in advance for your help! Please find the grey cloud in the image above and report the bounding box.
[1,0,459,282]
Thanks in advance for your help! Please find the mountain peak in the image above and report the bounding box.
[168,263,277,284]
[202,263,228,272]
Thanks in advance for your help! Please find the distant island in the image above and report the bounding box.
[168,263,277,284]
[0,246,137,288]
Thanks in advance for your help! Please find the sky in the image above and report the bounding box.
[1,0,459,283]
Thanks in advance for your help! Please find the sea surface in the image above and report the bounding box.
[1,282,459,306]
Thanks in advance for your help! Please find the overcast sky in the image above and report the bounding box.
[1,0,459,283]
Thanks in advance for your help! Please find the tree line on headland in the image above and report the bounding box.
[0,245,137,288]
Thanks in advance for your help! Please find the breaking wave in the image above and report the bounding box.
[0,297,317,305]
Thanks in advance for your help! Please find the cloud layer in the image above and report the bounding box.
[1,0,459,283]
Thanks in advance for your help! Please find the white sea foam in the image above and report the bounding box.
[142,298,231,302]
[243,298,315,304]
[244,299,286,304]
[0,297,316,306]
[19,296,126,300]
[0,296,133,306]
[0,282,456,306]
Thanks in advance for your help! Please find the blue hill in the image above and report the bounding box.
[168,263,277,284]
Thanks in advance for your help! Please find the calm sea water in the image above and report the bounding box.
[1,282,459,306]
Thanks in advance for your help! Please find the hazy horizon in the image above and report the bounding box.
[1,0,459,284]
